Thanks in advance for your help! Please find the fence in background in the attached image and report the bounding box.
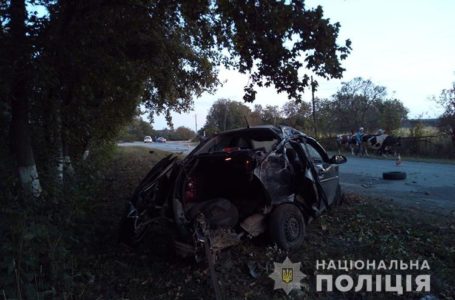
[318,135,455,159]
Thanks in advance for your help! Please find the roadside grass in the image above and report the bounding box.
[74,146,455,299]
[115,145,172,160]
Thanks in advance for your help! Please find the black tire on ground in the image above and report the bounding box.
[269,203,305,250]
[382,171,407,180]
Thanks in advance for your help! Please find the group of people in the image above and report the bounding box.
[337,127,400,157]
[352,127,385,156]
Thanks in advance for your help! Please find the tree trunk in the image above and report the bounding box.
[451,125,455,146]
[9,0,42,197]
[55,103,65,184]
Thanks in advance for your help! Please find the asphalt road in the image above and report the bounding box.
[339,155,455,215]
[119,142,455,215]
[118,141,195,154]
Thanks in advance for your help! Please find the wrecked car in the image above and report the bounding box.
[119,125,347,255]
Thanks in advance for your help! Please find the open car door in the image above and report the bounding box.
[119,154,179,246]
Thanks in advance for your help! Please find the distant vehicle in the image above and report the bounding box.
[156,137,167,143]
[143,136,152,143]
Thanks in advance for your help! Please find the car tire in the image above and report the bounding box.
[269,203,305,250]
[382,171,406,180]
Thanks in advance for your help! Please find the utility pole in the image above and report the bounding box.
[311,76,317,137]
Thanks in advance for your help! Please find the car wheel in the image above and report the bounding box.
[382,171,406,180]
[269,203,305,250]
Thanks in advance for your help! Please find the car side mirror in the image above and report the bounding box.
[330,154,347,164]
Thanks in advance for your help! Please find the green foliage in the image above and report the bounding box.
[203,99,312,136]
[438,81,455,140]
[151,126,196,141]
[0,141,119,298]
[203,99,252,135]
[2,0,352,184]
[214,1,351,102]
[317,77,408,134]
[376,99,409,133]
[258,105,283,126]
[173,126,196,140]
[137,0,352,120]
[117,117,156,142]
[202,79,409,138]
[1,198,73,298]
[281,100,311,130]
[408,119,425,138]
[329,77,386,131]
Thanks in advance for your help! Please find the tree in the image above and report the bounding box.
[260,105,283,125]
[326,77,409,133]
[438,81,455,144]
[174,126,196,140]
[376,99,409,132]
[203,99,252,135]
[117,117,156,141]
[330,77,386,132]
[312,77,408,135]
[2,0,351,194]
[313,97,337,136]
[249,105,264,126]
[282,100,311,130]
[5,0,42,196]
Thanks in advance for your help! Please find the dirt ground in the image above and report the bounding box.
[74,147,455,299]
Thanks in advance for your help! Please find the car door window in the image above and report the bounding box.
[303,143,324,165]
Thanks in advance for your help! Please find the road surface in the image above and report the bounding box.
[119,142,455,214]
[339,155,455,214]
[119,141,195,154]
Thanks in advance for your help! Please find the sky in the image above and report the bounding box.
[151,0,455,130]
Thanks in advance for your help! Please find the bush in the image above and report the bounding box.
[0,142,117,298]
[117,117,156,142]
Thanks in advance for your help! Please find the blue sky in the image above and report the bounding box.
[152,0,455,130]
